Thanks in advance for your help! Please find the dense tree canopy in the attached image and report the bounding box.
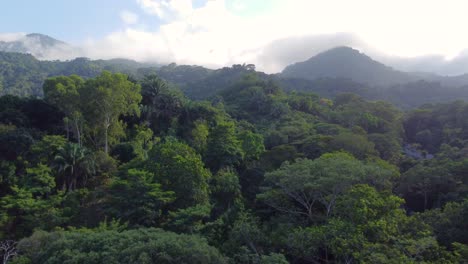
[0,71,466,263]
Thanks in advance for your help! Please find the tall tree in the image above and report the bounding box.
[43,75,85,145]
[145,138,211,210]
[82,71,141,153]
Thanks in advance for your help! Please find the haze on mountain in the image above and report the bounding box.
[0,33,79,60]
[2,0,468,75]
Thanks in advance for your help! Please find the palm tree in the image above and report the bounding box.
[141,75,184,133]
[53,143,96,192]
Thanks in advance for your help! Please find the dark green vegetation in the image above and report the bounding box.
[4,47,468,110]
[0,67,467,263]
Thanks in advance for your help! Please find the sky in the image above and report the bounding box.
[2,0,468,73]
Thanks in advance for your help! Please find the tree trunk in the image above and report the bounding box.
[74,119,81,147]
[424,189,428,211]
[104,126,109,154]
[104,116,110,154]
[65,123,69,140]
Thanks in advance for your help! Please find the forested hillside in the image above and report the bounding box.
[0,70,467,263]
[4,49,468,109]
[0,52,157,96]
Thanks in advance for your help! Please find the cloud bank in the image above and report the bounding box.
[4,0,468,75]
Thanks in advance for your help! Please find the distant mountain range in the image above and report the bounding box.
[2,33,468,108]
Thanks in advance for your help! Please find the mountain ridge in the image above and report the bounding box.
[281,46,415,86]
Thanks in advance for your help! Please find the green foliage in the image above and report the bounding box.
[81,71,142,153]
[141,74,186,136]
[16,228,228,264]
[211,168,242,216]
[0,186,65,239]
[329,132,378,159]
[286,185,457,263]
[398,159,467,211]
[106,169,174,226]
[419,199,468,247]
[1,68,468,263]
[404,101,468,153]
[53,143,96,192]
[205,121,244,171]
[145,138,211,209]
[259,152,363,221]
[29,135,67,165]
[190,119,209,153]
[167,204,212,233]
[22,164,55,195]
[238,130,265,161]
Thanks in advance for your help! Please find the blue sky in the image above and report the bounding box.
[0,0,273,43]
[1,0,150,42]
[1,0,468,73]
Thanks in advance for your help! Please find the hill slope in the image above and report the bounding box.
[281,46,415,86]
[0,52,157,96]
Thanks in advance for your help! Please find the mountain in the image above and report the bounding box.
[3,41,468,109]
[281,46,415,86]
[0,52,157,96]
[0,33,78,60]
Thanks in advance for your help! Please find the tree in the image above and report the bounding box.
[333,185,456,263]
[140,75,185,135]
[225,213,265,263]
[145,138,211,209]
[21,164,56,196]
[0,240,17,264]
[81,71,141,153]
[419,199,468,247]
[16,228,228,264]
[106,169,174,226]
[29,135,67,165]
[329,132,378,159]
[0,128,34,161]
[211,168,242,216]
[205,121,244,171]
[190,120,209,153]
[53,143,96,192]
[285,185,458,263]
[398,161,461,211]
[368,133,402,164]
[238,130,265,161]
[0,186,65,239]
[43,75,85,145]
[258,153,366,221]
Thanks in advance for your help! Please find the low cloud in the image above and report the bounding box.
[120,11,139,25]
[0,33,27,42]
[255,33,369,73]
[4,0,468,76]
[0,33,80,60]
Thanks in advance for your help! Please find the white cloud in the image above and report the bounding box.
[8,0,468,74]
[0,33,26,42]
[120,10,139,25]
[136,0,193,19]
